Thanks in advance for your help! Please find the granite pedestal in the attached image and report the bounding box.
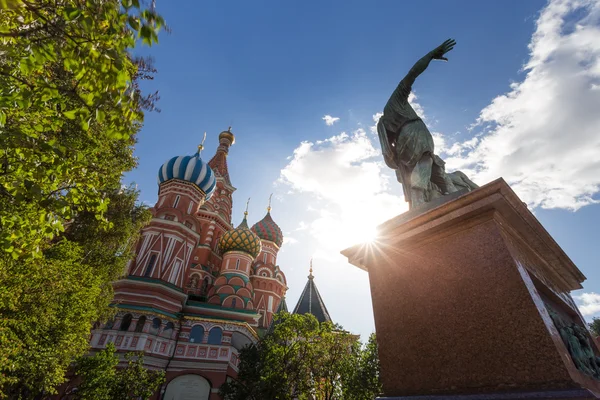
[342,179,600,400]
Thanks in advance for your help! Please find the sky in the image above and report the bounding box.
[126,0,600,341]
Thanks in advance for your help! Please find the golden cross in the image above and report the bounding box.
[244,197,250,216]
[197,132,207,154]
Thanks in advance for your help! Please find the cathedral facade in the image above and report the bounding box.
[88,129,290,399]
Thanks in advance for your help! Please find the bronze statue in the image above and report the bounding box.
[377,39,478,209]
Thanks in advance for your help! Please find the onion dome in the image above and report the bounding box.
[218,128,235,145]
[251,210,283,247]
[157,147,216,200]
[219,212,262,258]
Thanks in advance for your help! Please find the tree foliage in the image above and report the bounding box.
[220,313,382,400]
[62,343,165,400]
[589,317,600,337]
[0,1,163,395]
[1,187,151,398]
[0,0,162,258]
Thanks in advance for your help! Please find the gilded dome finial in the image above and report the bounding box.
[197,131,207,155]
[267,193,273,213]
[245,197,250,217]
[309,258,313,279]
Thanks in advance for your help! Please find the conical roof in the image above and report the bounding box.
[292,264,331,323]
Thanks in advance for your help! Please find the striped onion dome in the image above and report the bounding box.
[251,210,283,247]
[157,151,216,200]
[219,214,262,258]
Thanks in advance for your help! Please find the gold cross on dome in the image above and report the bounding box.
[197,132,207,154]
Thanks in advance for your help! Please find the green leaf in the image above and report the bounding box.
[96,109,105,123]
[64,7,81,21]
[63,110,77,119]
[128,16,140,31]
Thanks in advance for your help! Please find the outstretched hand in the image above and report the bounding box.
[430,38,456,61]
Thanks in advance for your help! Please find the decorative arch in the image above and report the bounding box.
[228,276,245,287]
[189,324,205,343]
[181,217,198,232]
[163,374,210,400]
[223,295,244,309]
[216,286,235,295]
[256,267,272,277]
[134,315,146,332]
[236,288,252,299]
[119,314,133,331]
[149,317,161,335]
[207,327,223,345]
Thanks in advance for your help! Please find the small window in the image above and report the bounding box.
[173,195,180,208]
[120,314,133,331]
[164,214,175,221]
[161,322,174,338]
[184,221,193,229]
[149,318,161,335]
[207,327,222,345]
[144,254,158,277]
[200,277,209,296]
[169,260,182,284]
[235,259,240,270]
[231,298,237,308]
[135,316,146,332]
[190,325,204,343]
[263,253,267,263]
[187,200,194,214]
[261,272,268,277]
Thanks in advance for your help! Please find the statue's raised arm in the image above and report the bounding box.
[388,39,456,106]
[377,39,480,210]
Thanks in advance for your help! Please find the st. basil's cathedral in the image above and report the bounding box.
[87,129,332,400]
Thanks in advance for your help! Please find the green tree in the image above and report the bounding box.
[62,342,165,400]
[0,0,163,258]
[220,313,382,400]
[1,187,151,397]
[340,333,382,400]
[589,318,600,337]
[0,0,162,397]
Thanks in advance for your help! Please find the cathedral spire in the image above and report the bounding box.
[208,128,235,186]
[292,259,332,323]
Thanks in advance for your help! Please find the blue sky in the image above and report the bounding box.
[126,0,600,340]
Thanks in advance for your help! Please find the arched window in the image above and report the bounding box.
[161,322,174,338]
[135,316,146,332]
[104,319,115,330]
[144,253,158,277]
[231,298,237,309]
[149,318,161,335]
[173,195,180,208]
[207,327,222,345]
[190,325,205,343]
[119,314,133,331]
[235,259,240,270]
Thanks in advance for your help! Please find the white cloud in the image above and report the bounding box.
[575,292,600,316]
[322,115,340,126]
[279,129,406,257]
[282,236,298,245]
[441,0,600,210]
